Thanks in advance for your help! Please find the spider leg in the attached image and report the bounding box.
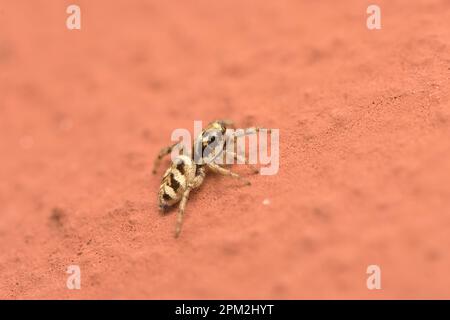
[152,141,183,174]
[174,167,205,238]
[191,166,206,188]
[232,127,271,138]
[214,119,234,127]
[228,127,271,166]
[228,151,259,174]
[207,162,251,186]
[222,150,259,173]
[175,188,191,238]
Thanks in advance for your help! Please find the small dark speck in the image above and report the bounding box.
[426,249,440,262]
[141,129,152,141]
[312,207,330,221]
[50,207,65,227]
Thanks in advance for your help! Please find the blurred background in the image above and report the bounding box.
[0,0,450,298]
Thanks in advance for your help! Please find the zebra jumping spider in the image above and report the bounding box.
[153,119,270,237]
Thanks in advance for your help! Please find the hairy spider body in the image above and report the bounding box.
[154,119,269,237]
[158,155,196,209]
[158,155,206,237]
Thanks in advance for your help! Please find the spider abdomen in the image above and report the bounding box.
[158,155,196,210]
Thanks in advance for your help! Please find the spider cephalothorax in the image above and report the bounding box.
[153,119,270,237]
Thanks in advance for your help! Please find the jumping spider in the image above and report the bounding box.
[153,119,270,237]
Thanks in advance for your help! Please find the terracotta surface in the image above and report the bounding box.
[1,0,450,299]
